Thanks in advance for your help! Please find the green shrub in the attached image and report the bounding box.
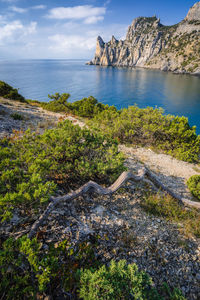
[10,113,24,120]
[79,260,158,299]
[89,105,200,163]
[0,237,186,299]
[0,236,53,298]
[34,94,200,163]
[79,259,185,300]
[41,93,109,117]
[0,236,98,299]
[0,81,25,102]
[187,175,200,200]
[0,120,125,221]
[67,96,109,118]
[161,283,186,300]
[41,92,70,112]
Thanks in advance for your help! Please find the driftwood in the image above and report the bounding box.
[28,167,200,239]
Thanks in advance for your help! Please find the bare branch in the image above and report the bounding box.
[28,167,200,239]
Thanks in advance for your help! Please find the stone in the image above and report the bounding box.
[92,205,106,217]
[196,273,200,281]
[10,214,20,225]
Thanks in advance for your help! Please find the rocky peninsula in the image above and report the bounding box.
[88,2,200,75]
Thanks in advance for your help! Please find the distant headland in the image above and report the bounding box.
[88,2,200,75]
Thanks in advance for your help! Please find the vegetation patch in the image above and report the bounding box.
[0,236,99,299]
[36,93,200,163]
[141,193,200,237]
[0,81,25,102]
[187,175,200,201]
[0,120,125,221]
[41,93,109,117]
[0,236,186,299]
[10,113,24,120]
[89,105,200,163]
[79,259,160,299]
[0,84,198,299]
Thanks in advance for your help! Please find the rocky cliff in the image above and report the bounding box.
[88,2,200,74]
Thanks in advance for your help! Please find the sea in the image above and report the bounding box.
[0,59,200,133]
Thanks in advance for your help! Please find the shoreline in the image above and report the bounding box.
[86,62,200,77]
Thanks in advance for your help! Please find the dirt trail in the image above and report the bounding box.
[119,145,200,202]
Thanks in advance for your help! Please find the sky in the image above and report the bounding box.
[0,0,198,59]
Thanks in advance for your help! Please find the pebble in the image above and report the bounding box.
[196,273,200,281]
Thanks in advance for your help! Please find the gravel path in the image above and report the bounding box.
[119,145,200,202]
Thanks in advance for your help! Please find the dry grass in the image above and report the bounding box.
[141,192,200,238]
[192,166,200,173]
[0,109,7,116]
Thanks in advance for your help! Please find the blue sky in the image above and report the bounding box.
[0,0,197,59]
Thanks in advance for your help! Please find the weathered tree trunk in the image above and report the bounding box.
[28,167,200,239]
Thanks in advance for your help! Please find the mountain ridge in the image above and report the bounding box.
[88,2,200,75]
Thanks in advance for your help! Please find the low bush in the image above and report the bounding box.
[41,92,70,112]
[187,175,200,200]
[0,236,98,299]
[79,259,186,300]
[0,237,185,300]
[35,93,200,163]
[10,113,24,120]
[0,120,125,221]
[0,81,25,102]
[1,83,200,163]
[41,93,109,117]
[89,105,200,163]
[67,96,109,118]
[79,259,160,299]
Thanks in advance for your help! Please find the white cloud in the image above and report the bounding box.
[47,5,106,23]
[84,16,104,24]
[0,14,7,24]
[23,21,37,35]
[0,20,37,45]
[48,34,96,54]
[104,0,111,6]
[0,0,127,59]
[0,20,22,42]
[31,5,46,10]
[9,4,46,14]
[10,6,27,13]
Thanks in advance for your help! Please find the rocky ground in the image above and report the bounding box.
[0,99,200,299]
[0,98,64,138]
[0,98,85,138]
[3,160,200,299]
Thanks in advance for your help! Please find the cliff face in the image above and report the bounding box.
[88,2,200,74]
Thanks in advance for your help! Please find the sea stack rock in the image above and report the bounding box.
[93,36,105,65]
[88,2,200,74]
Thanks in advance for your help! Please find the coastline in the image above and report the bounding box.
[86,61,200,76]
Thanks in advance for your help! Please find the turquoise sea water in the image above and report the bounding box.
[0,59,200,133]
